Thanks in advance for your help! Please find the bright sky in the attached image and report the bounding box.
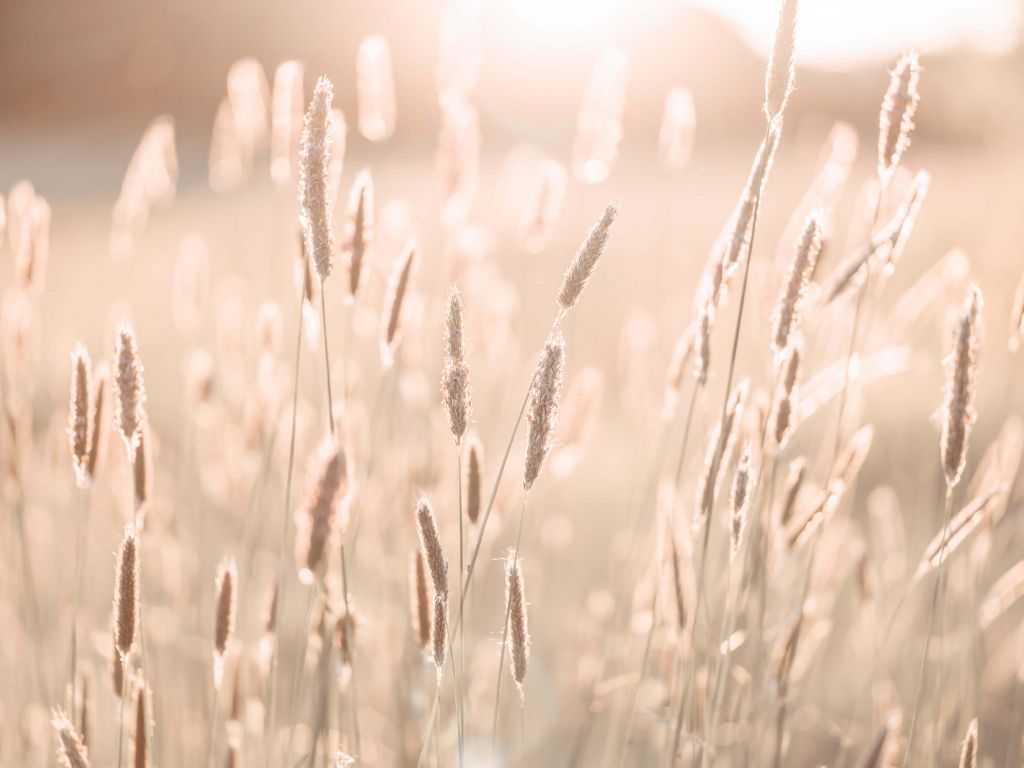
[497,0,1022,64]
[703,0,1022,64]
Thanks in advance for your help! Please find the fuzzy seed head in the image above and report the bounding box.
[113,323,146,451]
[132,679,149,768]
[114,526,139,656]
[68,344,92,487]
[959,718,978,768]
[557,201,617,311]
[295,439,349,582]
[764,0,798,122]
[771,211,822,356]
[299,76,335,281]
[878,51,921,180]
[52,710,91,768]
[505,550,530,688]
[214,557,237,687]
[345,169,374,298]
[441,285,472,442]
[524,331,566,489]
[411,550,431,650]
[730,447,754,560]
[772,344,802,449]
[431,596,448,670]
[465,436,483,524]
[86,365,107,480]
[381,240,417,365]
[415,495,449,601]
[941,284,983,489]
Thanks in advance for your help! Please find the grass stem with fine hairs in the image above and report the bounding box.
[902,486,955,767]
[491,493,529,757]
[265,273,305,768]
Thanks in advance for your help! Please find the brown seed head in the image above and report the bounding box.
[52,710,91,768]
[698,378,749,519]
[85,364,107,480]
[114,526,139,656]
[764,0,799,122]
[878,51,921,180]
[772,344,802,449]
[381,239,417,365]
[68,344,92,487]
[958,718,978,768]
[133,425,151,512]
[214,557,237,663]
[411,550,431,650]
[334,604,357,667]
[557,201,617,312]
[345,169,374,298]
[941,284,983,489]
[431,595,448,670]
[505,550,530,689]
[524,330,566,489]
[295,439,349,582]
[299,76,335,281]
[771,211,822,356]
[465,436,483,524]
[113,323,146,451]
[132,678,149,768]
[730,446,754,560]
[721,125,781,283]
[415,495,448,601]
[441,284,472,442]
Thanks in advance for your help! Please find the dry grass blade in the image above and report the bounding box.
[52,709,91,768]
[958,718,978,768]
[915,485,1004,578]
[980,559,1024,628]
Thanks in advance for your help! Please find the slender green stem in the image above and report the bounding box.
[830,183,886,470]
[415,678,443,768]
[321,283,336,439]
[456,441,466,765]
[491,493,529,758]
[339,545,361,756]
[668,121,773,768]
[265,281,306,768]
[902,486,955,767]
[70,486,89,717]
[459,311,563,624]
[206,683,222,768]
[283,586,319,765]
[320,278,362,758]
[617,382,700,766]
[117,652,128,768]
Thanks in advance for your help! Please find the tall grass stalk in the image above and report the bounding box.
[491,493,529,756]
[265,274,306,768]
[668,123,772,767]
[902,487,955,767]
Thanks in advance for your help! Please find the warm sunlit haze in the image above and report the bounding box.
[1,1,1024,767]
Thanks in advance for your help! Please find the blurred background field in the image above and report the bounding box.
[2,0,1024,766]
